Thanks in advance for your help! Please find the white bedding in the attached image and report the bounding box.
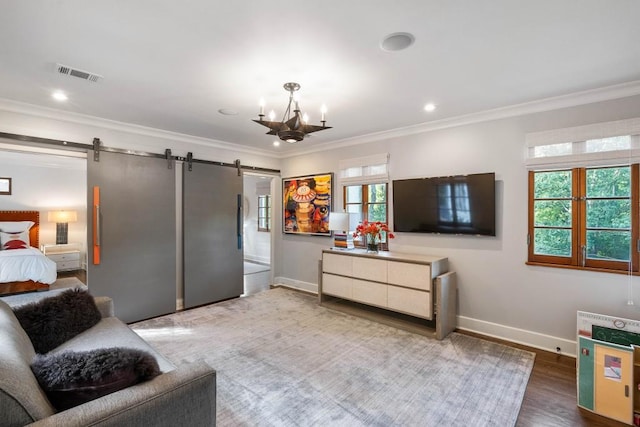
[0,247,57,284]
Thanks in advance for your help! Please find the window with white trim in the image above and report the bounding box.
[339,153,390,248]
[526,118,640,274]
[257,195,271,232]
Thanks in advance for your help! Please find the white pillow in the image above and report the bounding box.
[0,230,31,250]
[0,221,35,233]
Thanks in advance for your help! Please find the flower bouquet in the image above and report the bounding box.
[353,220,394,253]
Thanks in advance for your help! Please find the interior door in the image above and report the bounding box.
[87,151,176,323]
[183,162,243,308]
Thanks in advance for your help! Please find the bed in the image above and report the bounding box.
[0,210,57,295]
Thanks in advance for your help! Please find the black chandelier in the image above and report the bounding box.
[253,82,331,143]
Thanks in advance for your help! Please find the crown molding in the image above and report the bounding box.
[2,79,640,161]
[281,80,640,158]
[0,98,279,159]
[0,143,86,170]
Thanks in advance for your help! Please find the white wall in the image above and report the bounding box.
[276,94,640,354]
[0,151,86,258]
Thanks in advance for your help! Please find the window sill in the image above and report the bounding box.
[526,261,638,276]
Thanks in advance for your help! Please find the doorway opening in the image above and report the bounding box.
[242,172,275,296]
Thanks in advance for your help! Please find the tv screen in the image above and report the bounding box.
[392,172,496,236]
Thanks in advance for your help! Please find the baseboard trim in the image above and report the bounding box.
[274,277,318,294]
[457,315,576,357]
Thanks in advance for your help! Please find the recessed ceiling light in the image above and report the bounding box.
[273,141,280,147]
[52,91,68,102]
[380,32,415,52]
[218,108,238,115]
[424,103,436,112]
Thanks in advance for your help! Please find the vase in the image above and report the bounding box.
[366,235,379,253]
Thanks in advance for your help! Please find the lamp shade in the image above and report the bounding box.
[329,212,349,232]
[48,210,78,223]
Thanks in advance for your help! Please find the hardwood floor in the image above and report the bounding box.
[460,331,627,426]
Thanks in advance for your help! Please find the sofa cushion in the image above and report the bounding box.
[0,300,55,425]
[51,316,176,373]
[13,289,102,354]
[31,348,161,411]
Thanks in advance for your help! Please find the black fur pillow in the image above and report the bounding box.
[13,289,102,353]
[31,348,161,411]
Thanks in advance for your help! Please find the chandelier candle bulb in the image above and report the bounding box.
[259,98,265,117]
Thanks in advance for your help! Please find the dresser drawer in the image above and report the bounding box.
[387,286,432,319]
[323,253,352,276]
[56,260,81,271]
[322,273,352,299]
[352,257,387,282]
[387,261,431,291]
[47,251,80,263]
[352,278,387,307]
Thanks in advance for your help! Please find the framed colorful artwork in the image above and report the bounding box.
[282,172,332,235]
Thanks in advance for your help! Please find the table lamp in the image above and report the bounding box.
[48,210,78,244]
[329,212,353,249]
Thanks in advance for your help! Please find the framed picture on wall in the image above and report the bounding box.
[282,172,332,236]
[0,177,11,195]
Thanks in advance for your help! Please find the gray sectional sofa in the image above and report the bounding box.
[0,295,216,426]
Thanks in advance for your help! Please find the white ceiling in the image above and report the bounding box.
[1,1,639,157]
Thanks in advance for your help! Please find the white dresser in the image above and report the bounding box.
[42,244,82,272]
[320,249,456,339]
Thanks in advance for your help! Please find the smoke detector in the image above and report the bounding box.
[55,63,103,83]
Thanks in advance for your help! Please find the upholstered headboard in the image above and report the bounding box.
[0,210,40,248]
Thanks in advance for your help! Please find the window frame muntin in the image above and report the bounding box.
[343,182,390,249]
[527,164,640,274]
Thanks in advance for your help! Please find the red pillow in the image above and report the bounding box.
[0,230,30,250]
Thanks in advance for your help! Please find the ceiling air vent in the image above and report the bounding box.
[56,63,103,83]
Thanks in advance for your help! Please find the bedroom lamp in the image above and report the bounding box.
[48,210,77,245]
[329,212,353,250]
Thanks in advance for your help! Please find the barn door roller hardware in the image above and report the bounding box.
[93,138,101,162]
[165,149,172,169]
[186,152,193,171]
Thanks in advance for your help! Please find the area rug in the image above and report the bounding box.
[131,288,534,426]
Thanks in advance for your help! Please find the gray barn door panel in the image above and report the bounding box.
[87,151,176,323]
[183,162,243,308]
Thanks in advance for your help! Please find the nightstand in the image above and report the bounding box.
[42,244,82,272]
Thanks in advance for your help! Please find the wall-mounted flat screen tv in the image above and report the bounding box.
[392,172,496,236]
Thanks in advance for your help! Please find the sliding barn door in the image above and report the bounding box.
[183,162,243,308]
[87,152,176,323]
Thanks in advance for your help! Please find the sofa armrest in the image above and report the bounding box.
[93,296,114,318]
[27,361,216,427]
